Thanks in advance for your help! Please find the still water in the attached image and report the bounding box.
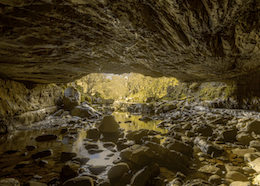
[0,112,167,184]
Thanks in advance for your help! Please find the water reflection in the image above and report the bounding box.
[113,112,167,134]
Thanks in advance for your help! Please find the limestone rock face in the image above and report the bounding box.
[0,0,260,85]
[0,78,63,126]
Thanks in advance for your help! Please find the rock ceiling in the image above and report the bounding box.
[0,0,260,83]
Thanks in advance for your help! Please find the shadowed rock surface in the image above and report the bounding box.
[0,0,260,86]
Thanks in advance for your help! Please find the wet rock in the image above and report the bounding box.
[88,166,107,175]
[35,134,57,142]
[62,176,94,186]
[232,148,257,158]
[225,165,243,174]
[242,166,256,174]
[249,140,260,151]
[192,124,213,136]
[85,142,99,150]
[208,175,222,185]
[182,179,213,186]
[225,171,248,181]
[165,139,193,157]
[236,132,254,145]
[245,120,260,134]
[117,140,135,151]
[63,87,81,112]
[103,142,116,148]
[141,136,160,144]
[88,148,103,154]
[130,163,160,186]
[87,128,100,141]
[144,141,190,174]
[26,145,37,151]
[194,137,224,157]
[248,157,260,172]
[31,149,53,159]
[60,161,80,182]
[120,144,155,166]
[97,115,119,133]
[71,157,90,166]
[108,163,130,183]
[133,130,149,143]
[24,181,47,186]
[61,152,77,163]
[198,165,221,175]
[220,128,238,142]
[0,178,20,186]
[71,104,101,119]
[139,116,152,123]
[229,181,251,186]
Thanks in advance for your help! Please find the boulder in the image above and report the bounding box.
[220,128,238,142]
[85,142,99,150]
[108,163,130,182]
[60,161,80,182]
[130,163,160,186]
[62,176,94,186]
[63,87,81,112]
[232,148,257,158]
[120,144,155,166]
[248,157,260,173]
[87,128,100,141]
[192,124,213,136]
[97,115,119,133]
[165,139,193,157]
[208,175,221,185]
[0,178,20,186]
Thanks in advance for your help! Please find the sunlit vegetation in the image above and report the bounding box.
[75,73,178,102]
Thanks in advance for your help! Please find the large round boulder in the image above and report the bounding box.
[97,115,119,133]
[63,87,81,112]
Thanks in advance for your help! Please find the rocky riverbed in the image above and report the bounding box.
[1,102,260,186]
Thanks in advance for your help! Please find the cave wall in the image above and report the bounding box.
[0,0,260,84]
[0,78,63,127]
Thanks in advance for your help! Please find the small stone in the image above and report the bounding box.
[88,166,107,175]
[198,165,221,175]
[38,160,48,167]
[35,134,57,142]
[103,142,116,148]
[85,142,99,150]
[60,128,68,134]
[88,148,103,154]
[31,149,53,159]
[26,145,37,151]
[72,157,90,165]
